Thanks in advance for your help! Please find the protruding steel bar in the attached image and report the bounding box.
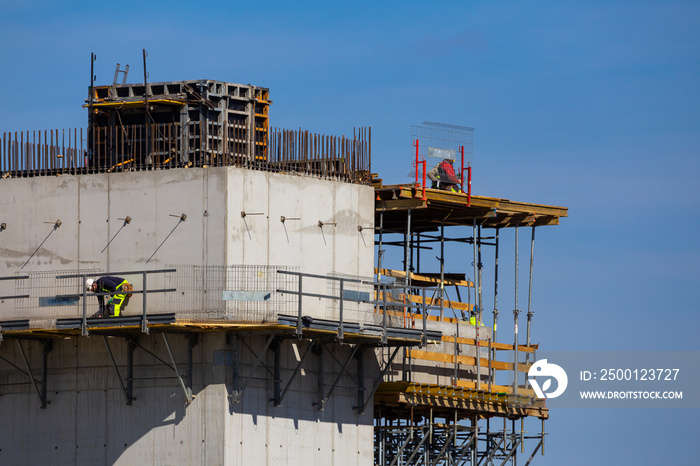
[21,221,61,270]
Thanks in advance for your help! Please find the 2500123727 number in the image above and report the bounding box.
[599,368,679,381]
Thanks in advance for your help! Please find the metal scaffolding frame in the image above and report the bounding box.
[371,179,561,466]
[375,408,546,466]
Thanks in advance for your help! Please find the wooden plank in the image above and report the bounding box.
[375,306,466,325]
[441,335,537,353]
[496,200,568,218]
[408,349,532,373]
[454,380,536,397]
[376,268,474,288]
[376,391,548,419]
[375,185,567,224]
[376,198,427,211]
[399,293,474,313]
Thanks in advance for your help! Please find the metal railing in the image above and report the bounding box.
[0,275,29,301]
[55,269,176,335]
[276,270,440,345]
[166,264,298,322]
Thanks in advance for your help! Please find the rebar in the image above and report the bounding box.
[1,124,372,184]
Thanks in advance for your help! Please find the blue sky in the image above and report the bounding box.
[2,0,699,463]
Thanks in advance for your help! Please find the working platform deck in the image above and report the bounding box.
[0,313,438,347]
[375,381,548,420]
[374,183,568,230]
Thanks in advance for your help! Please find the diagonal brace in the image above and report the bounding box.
[15,339,51,409]
[231,333,275,403]
[276,340,315,406]
[326,343,359,386]
[389,428,415,466]
[404,426,431,465]
[357,346,400,414]
[102,336,132,405]
[478,436,504,466]
[162,333,193,403]
[430,430,456,466]
[453,430,477,465]
[240,334,276,378]
[498,438,523,466]
[523,439,543,466]
[318,344,359,411]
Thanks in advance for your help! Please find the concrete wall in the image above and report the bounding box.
[0,167,374,323]
[0,333,377,465]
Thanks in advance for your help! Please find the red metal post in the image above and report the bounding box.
[414,139,420,187]
[460,146,465,192]
[420,160,427,200]
[468,164,472,207]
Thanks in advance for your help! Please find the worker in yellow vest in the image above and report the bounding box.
[469,311,485,326]
[86,276,133,317]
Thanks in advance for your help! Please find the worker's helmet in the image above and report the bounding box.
[85,278,94,291]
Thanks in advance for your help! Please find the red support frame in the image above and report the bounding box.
[414,139,426,200]
[460,146,471,206]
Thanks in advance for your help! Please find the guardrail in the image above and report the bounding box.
[56,269,176,335]
[277,270,442,345]
[0,275,29,301]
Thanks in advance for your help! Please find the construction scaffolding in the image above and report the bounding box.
[370,175,567,464]
[0,69,567,464]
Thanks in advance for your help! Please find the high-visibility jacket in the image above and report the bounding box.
[428,160,460,189]
[95,276,129,317]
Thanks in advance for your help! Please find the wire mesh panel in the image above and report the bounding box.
[14,268,103,327]
[167,265,298,322]
[326,272,375,324]
[409,121,474,180]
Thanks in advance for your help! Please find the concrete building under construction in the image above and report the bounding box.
[0,70,567,465]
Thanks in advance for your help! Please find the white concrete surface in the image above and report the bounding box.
[0,333,377,465]
[0,167,374,323]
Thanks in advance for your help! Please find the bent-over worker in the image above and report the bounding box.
[87,276,132,317]
[427,158,461,192]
